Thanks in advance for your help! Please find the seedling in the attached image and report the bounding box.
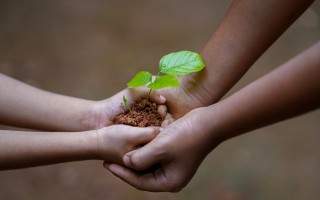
[122,95,131,112]
[125,50,205,110]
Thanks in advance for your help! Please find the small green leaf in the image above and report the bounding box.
[159,51,205,76]
[148,75,180,90]
[127,71,152,88]
[123,95,128,104]
[122,95,131,112]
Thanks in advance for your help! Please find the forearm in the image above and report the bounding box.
[0,130,98,170]
[184,0,314,106]
[203,41,320,143]
[0,73,95,131]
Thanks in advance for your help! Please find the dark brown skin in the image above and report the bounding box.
[150,0,315,119]
[105,0,317,192]
[107,40,320,193]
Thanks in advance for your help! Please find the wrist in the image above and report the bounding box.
[51,97,98,132]
[179,72,214,107]
[93,127,117,163]
[83,130,103,160]
[190,106,228,152]
[79,100,109,131]
[61,130,101,161]
[179,63,224,109]
[199,102,241,146]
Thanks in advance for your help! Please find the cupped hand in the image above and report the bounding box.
[151,75,210,119]
[96,125,161,165]
[88,87,173,129]
[104,107,222,192]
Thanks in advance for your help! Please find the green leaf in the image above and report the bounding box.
[127,71,152,88]
[159,51,205,76]
[122,95,131,111]
[148,75,180,90]
[123,95,128,105]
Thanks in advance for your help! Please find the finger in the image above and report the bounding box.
[149,90,166,105]
[128,126,160,144]
[104,162,168,192]
[125,87,166,105]
[161,113,175,127]
[123,139,162,171]
[125,87,149,102]
[168,118,175,124]
[161,119,171,127]
[165,113,173,120]
[157,105,167,118]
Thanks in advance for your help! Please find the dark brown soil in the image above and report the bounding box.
[114,99,163,127]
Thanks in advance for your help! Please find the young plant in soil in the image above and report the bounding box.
[114,50,205,127]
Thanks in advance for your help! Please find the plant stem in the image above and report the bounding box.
[127,105,132,112]
[155,72,160,79]
[146,72,160,101]
[123,95,131,112]
[125,101,132,112]
[147,88,153,101]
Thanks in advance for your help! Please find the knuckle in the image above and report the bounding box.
[130,154,144,170]
[142,128,156,141]
[161,119,170,128]
[165,113,172,120]
[153,139,170,159]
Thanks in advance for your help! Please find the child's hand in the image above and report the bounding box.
[95,125,161,164]
[88,87,174,129]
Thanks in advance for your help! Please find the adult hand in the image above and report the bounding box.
[151,76,211,119]
[104,107,222,192]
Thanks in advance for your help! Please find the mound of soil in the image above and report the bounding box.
[114,99,163,127]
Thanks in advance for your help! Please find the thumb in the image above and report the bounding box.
[149,90,166,105]
[123,141,161,171]
[128,126,161,145]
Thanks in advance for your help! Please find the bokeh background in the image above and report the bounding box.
[0,0,320,199]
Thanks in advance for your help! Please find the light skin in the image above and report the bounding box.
[0,73,171,170]
[0,73,168,131]
[106,40,320,192]
[0,125,160,170]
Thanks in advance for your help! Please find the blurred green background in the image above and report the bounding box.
[0,0,320,199]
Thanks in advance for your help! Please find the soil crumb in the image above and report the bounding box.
[114,99,163,127]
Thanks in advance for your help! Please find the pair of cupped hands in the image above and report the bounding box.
[91,84,216,192]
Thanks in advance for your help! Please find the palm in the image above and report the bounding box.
[91,87,169,129]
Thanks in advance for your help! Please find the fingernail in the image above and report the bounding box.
[159,127,164,132]
[123,155,131,167]
[159,95,166,102]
